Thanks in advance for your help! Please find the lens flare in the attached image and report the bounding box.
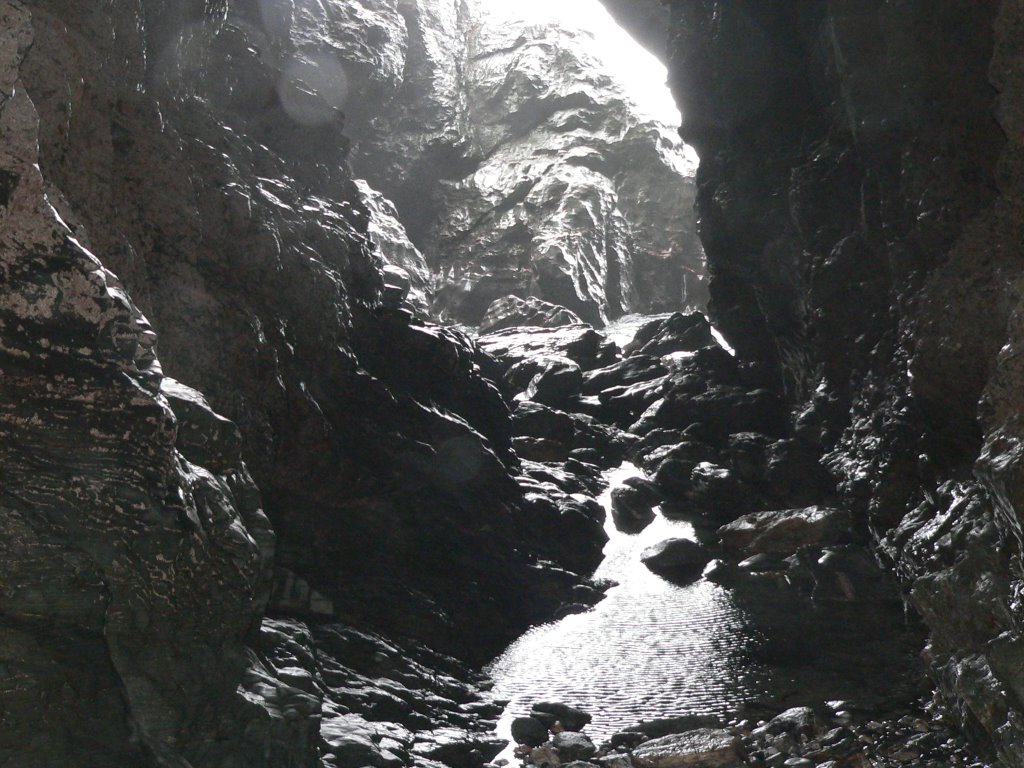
[278,51,350,126]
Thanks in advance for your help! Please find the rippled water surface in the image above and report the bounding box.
[487,465,767,742]
[487,464,925,747]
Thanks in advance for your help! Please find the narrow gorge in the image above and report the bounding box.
[2,1,1024,768]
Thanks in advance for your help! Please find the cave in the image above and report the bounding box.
[3,1,1024,767]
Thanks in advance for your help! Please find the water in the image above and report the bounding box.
[487,465,767,744]
[487,465,926,751]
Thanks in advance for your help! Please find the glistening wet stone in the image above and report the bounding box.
[488,465,929,747]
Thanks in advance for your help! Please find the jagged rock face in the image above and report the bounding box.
[1,7,274,764]
[2,0,621,764]
[20,0,596,660]
[343,0,706,325]
[663,0,1024,760]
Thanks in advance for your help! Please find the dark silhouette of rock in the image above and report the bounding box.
[640,538,710,583]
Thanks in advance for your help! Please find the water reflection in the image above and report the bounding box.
[487,465,766,742]
[487,464,926,747]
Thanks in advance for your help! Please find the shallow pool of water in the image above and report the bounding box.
[487,465,767,743]
[487,464,926,749]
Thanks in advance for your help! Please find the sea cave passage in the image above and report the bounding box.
[1,0,1007,766]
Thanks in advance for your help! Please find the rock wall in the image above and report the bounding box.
[341,0,707,325]
[657,0,1024,762]
[1,0,617,764]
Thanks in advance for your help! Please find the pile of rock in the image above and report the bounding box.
[509,702,599,767]
[500,700,990,768]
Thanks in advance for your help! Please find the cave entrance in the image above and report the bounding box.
[351,0,707,328]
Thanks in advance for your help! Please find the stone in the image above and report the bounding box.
[530,745,563,768]
[552,732,598,762]
[479,325,610,373]
[582,355,669,396]
[532,702,593,733]
[512,716,550,747]
[480,296,585,333]
[611,485,658,533]
[630,729,741,768]
[718,507,854,557]
[525,357,585,407]
[765,708,820,738]
[623,312,715,357]
[640,538,710,583]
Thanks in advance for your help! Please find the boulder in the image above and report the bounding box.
[526,357,585,407]
[532,702,594,732]
[611,485,658,533]
[552,732,598,762]
[512,716,550,747]
[479,296,585,333]
[718,507,854,557]
[478,325,611,373]
[624,312,715,357]
[582,355,669,395]
[630,729,741,768]
[640,538,710,583]
[683,463,760,523]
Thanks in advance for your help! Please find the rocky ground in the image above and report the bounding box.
[469,295,993,768]
[501,697,991,768]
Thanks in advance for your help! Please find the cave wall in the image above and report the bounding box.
[342,0,708,325]
[659,0,1024,761]
[1,0,612,764]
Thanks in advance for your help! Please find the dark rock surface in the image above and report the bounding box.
[662,0,1024,759]
[640,538,710,584]
[0,0,626,764]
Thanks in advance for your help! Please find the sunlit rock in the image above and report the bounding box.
[629,728,740,768]
[718,507,854,558]
[346,0,706,324]
[640,538,709,583]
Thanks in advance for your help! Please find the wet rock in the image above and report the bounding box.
[630,387,789,444]
[630,729,740,768]
[525,357,585,408]
[623,312,715,357]
[718,507,854,557]
[640,538,710,583]
[810,547,893,603]
[480,296,585,334]
[583,356,670,396]
[552,732,598,762]
[529,744,563,768]
[532,702,594,733]
[513,717,551,747]
[356,179,432,313]
[351,9,705,324]
[764,708,821,739]
[681,463,761,523]
[609,731,649,750]
[479,325,612,373]
[611,485,659,533]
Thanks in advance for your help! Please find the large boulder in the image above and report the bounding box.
[718,507,854,557]
[479,296,585,333]
[623,312,716,357]
[630,729,741,768]
[640,538,711,583]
